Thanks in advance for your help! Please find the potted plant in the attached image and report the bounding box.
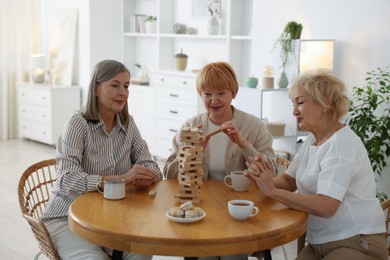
[145,16,157,34]
[346,67,390,201]
[272,21,303,88]
[272,20,303,72]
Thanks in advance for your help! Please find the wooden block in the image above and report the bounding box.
[148,189,156,198]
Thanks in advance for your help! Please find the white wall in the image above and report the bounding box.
[250,0,390,195]
[251,0,390,91]
[44,0,121,104]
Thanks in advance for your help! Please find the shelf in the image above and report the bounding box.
[159,34,227,40]
[123,32,158,37]
[261,88,289,92]
[231,35,252,40]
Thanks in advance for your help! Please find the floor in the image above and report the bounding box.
[1,138,298,260]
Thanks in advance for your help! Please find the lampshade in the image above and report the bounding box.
[298,40,334,73]
[30,53,46,69]
[30,53,46,84]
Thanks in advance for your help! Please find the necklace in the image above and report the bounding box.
[314,123,344,146]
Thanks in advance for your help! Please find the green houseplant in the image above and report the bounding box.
[347,67,390,201]
[272,20,303,72]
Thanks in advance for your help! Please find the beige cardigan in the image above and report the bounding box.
[163,107,276,179]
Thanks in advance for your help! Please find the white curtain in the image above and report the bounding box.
[0,0,43,140]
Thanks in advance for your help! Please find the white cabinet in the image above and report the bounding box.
[128,85,155,153]
[121,0,254,86]
[152,71,205,158]
[17,83,81,145]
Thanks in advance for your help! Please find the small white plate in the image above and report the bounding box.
[166,207,206,223]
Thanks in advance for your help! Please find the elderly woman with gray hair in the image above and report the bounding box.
[42,60,162,260]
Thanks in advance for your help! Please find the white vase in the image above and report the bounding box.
[145,21,156,34]
[207,17,219,35]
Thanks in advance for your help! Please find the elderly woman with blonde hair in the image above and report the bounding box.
[245,69,387,260]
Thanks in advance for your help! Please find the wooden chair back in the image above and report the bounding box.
[17,159,60,260]
[275,157,291,175]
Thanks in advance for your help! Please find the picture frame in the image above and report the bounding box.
[192,0,208,18]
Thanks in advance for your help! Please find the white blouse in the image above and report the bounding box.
[287,125,386,244]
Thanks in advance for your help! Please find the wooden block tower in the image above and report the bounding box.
[175,127,204,204]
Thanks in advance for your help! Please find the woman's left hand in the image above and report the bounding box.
[123,165,157,187]
[244,155,275,195]
[220,121,247,149]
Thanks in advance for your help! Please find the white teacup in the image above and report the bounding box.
[228,199,259,221]
[224,170,250,192]
[96,179,126,200]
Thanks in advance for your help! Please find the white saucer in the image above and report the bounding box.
[166,207,206,223]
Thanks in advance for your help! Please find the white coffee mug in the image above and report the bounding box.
[228,199,259,221]
[224,170,250,192]
[96,179,126,200]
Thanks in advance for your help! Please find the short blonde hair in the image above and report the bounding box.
[289,69,350,121]
[196,61,239,98]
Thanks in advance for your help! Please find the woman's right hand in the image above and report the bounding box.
[244,155,276,196]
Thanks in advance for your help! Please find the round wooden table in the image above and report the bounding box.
[69,180,307,257]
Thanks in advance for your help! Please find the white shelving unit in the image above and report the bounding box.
[260,88,307,159]
[120,0,254,86]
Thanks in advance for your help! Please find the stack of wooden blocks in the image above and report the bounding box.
[175,127,204,204]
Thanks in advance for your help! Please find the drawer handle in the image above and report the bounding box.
[22,93,25,96]
[42,131,46,135]
[169,110,178,114]
[42,114,46,118]
[182,81,187,85]
[169,93,178,98]
[22,109,26,113]
[42,97,46,100]
[169,129,178,133]
[160,78,165,82]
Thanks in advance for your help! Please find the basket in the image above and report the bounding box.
[266,122,285,136]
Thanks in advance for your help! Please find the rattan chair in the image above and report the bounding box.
[381,198,390,256]
[18,159,60,260]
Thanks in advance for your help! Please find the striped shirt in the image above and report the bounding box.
[42,112,162,220]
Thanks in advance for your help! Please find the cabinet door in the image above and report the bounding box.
[128,86,155,152]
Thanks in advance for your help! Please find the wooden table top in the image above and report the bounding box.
[69,180,307,257]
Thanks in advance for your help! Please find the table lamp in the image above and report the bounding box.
[262,65,274,89]
[299,40,334,73]
[30,53,46,84]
